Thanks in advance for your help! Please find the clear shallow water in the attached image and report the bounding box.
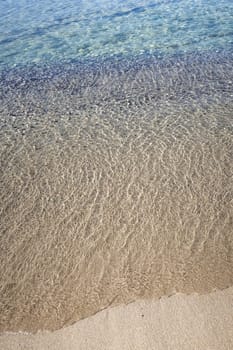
[0,0,233,67]
[0,0,233,334]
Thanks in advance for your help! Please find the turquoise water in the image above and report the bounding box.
[0,0,233,67]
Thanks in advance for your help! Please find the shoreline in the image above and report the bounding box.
[1,287,233,349]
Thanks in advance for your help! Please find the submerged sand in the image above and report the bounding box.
[0,50,233,334]
[1,287,233,350]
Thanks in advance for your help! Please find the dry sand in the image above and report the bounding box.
[1,287,233,350]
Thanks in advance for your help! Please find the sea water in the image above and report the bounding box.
[0,0,233,67]
[0,0,233,332]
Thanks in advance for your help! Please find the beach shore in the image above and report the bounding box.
[1,287,232,350]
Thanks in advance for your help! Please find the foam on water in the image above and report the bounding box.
[0,50,233,332]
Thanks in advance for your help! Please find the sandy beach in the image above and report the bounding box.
[1,46,233,349]
[1,0,233,348]
[1,287,233,350]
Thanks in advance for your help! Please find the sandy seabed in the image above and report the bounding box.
[1,287,233,350]
[0,51,233,347]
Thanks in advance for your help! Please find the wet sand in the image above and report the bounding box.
[1,287,233,350]
[0,50,233,334]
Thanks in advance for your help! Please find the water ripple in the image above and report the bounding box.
[0,50,233,333]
